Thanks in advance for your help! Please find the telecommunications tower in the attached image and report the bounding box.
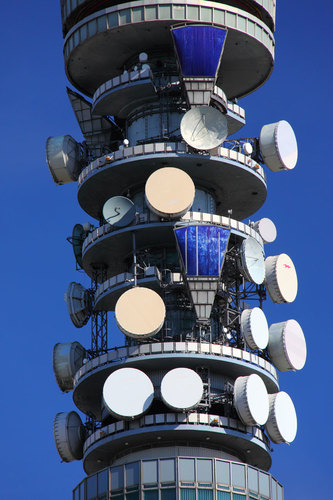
[48,1,306,499]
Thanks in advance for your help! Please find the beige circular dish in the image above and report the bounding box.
[265,254,298,303]
[145,167,195,218]
[115,287,166,339]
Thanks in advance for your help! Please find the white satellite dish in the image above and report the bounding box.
[234,374,269,426]
[243,142,253,156]
[53,411,84,462]
[240,307,269,350]
[103,196,136,227]
[268,319,307,371]
[145,167,195,218]
[252,218,277,244]
[46,135,81,184]
[239,237,265,285]
[115,287,166,339]
[265,392,297,443]
[53,342,86,392]
[160,368,203,410]
[259,120,298,171]
[265,254,298,303]
[103,367,154,419]
[180,105,228,150]
[64,282,92,328]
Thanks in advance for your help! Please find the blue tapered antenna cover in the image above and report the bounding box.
[175,225,230,276]
[171,25,227,78]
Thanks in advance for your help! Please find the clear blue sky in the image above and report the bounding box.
[1,1,332,499]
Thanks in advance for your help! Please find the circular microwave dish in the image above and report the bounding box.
[145,167,195,219]
[46,135,81,184]
[115,287,166,339]
[64,281,91,328]
[265,254,298,303]
[240,307,269,350]
[265,391,297,443]
[53,342,86,392]
[252,218,277,244]
[180,105,228,150]
[102,196,136,227]
[239,237,265,284]
[259,120,298,171]
[161,367,203,410]
[268,319,307,371]
[234,374,269,426]
[103,367,154,419]
[53,411,84,462]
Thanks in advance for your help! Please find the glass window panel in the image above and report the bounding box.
[213,10,225,25]
[161,489,177,500]
[238,16,246,31]
[98,470,108,494]
[88,20,97,37]
[197,460,212,483]
[259,472,270,497]
[67,0,71,12]
[180,489,196,500]
[159,5,172,19]
[143,490,158,500]
[132,7,144,22]
[277,484,283,500]
[217,492,231,500]
[173,5,185,20]
[201,7,212,22]
[80,481,85,500]
[160,459,175,483]
[87,475,97,500]
[97,16,107,32]
[198,489,213,500]
[231,464,245,488]
[216,461,230,485]
[248,468,258,493]
[187,6,199,20]
[108,12,118,28]
[119,9,131,25]
[233,495,245,500]
[179,459,195,482]
[74,30,79,46]
[74,487,80,500]
[69,36,74,51]
[127,493,139,500]
[143,461,158,484]
[247,20,255,36]
[271,480,277,500]
[226,12,236,27]
[79,24,88,42]
[255,25,262,41]
[126,463,139,487]
[145,6,157,21]
[111,466,124,491]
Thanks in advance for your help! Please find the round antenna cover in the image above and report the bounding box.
[103,368,154,419]
[259,120,298,171]
[240,307,269,350]
[265,392,297,443]
[46,135,81,184]
[64,282,92,328]
[103,196,136,227]
[53,342,86,392]
[145,167,195,218]
[161,368,203,410]
[239,237,265,285]
[265,254,298,303]
[268,320,307,371]
[72,224,86,269]
[234,374,269,426]
[252,218,277,244]
[180,106,228,150]
[53,411,84,461]
[243,142,253,155]
[115,287,166,339]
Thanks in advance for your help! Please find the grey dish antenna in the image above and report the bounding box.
[53,411,84,462]
[53,342,86,392]
[180,105,228,150]
[259,120,298,171]
[102,196,136,228]
[64,282,92,328]
[71,224,86,268]
[46,135,81,185]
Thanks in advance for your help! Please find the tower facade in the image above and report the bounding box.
[48,1,306,499]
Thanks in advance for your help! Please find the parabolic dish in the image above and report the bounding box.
[64,282,92,328]
[265,392,297,443]
[46,135,81,184]
[180,105,228,150]
[265,254,298,303]
[103,367,154,419]
[259,120,298,171]
[240,307,269,350]
[53,411,84,462]
[268,319,307,371]
[252,218,277,244]
[145,167,195,218]
[102,196,136,228]
[72,224,86,269]
[234,374,269,426]
[239,237,265,285]
[160,368,203,410]
[115,287,166,339]
[53,342,86,392]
